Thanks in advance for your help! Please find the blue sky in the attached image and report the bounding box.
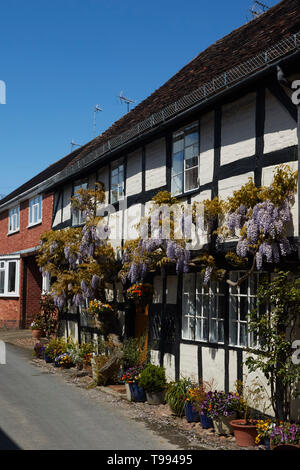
[0,0,278,196]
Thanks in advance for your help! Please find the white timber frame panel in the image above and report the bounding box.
[145,138,166,191]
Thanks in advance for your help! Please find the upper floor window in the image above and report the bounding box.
[8,206,20,233]
[0,258,19,297]
[72,180,88,226]
[29,195,42,227]
[110,161,124,203]
[182,273,225,343]
[171,122,199,196]
[229,272,264,348]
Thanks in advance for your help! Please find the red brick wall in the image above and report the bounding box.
[0,192,53,328]
[0,192,53,254]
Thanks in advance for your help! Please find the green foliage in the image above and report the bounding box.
[165,378,192,417]
[245,271,300,421]
[44,337,67,360]
[138,363,167,393]
[122,336,146,370]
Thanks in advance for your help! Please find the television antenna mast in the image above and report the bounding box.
[249,1,269,19]
[93,104,102,137]
[70,140,81,152]
[118,91,135,113]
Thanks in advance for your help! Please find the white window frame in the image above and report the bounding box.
[0,257,20,297]
[171,122,199,196]
[72,180,88,226]
[110,160,124,204]
[182,273,225,343]
[229,271,263,348]
[28,195,42,227]
[8,205,20,234]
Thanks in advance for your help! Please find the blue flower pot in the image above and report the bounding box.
[130,383,146,402]
[185,402,200,423]
[263,437,271,450]
[200,413,214,429]
[44,354,53,363]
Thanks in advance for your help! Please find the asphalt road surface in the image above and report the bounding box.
[0,344,178,450]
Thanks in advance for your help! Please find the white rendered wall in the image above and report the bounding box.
[126,149,142,196]
[164,353,176,382]
[199,112,214,185]
[179,344,198,383]
[98,166,109,203]
[228,350,238,392]
[218,172,254,200]
[52,192,62,227]
[145,138,166,191]
[264,90,297,154]
[123,203,141,241]
[62,183,72,222]
[221,93,256,166]
[202,347,225,390]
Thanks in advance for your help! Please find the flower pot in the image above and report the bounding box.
[270,438,300,451]
[200,413,214,429]
[212,413,237,435]
[44,354,53,363]
[125,383,132,401]
[130,383,146,402]
[230,419,258,447]
[263,437,271,450]
[32,329,43,340]
[146,390,165,405]
[185,402,200,423]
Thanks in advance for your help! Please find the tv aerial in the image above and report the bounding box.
[93,104,102,137]
[118,91,135,113]
[248,1,269,20]
[70,140,81,152]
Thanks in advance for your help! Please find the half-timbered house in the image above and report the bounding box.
[1,0,300,416]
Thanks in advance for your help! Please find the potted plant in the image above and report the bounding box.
[126,283,153,307]
[165,378,192,417]
[138,364,166,405]
[202,391,239,435]
[230,379,267,447]
[44,337,67,363]
[270,422,300,450]
[55,352,73,369]
[121,365,146,402]
[30,314,45,339]
[185,386,201,423]
[256,419,275,449]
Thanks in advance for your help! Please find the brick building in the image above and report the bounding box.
[0,150,83,328]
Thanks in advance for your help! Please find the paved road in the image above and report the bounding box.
[0,344,178,450]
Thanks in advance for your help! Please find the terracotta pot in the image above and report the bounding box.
[32,329,43,340]
[230,419,258,447]
[213,413,237,435]
[270,438,300,451]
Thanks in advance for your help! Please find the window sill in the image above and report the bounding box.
[172,186,201,199]
[7,230,20,236]
[0,294,19,299]
[27,221,42,229]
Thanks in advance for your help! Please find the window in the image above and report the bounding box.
[29,195,42,226]
[8,206,20,233]
[0,259,19,296]
[229,272,263,348]
[171,122,199,196]
[72,180,88,226]
[182,273,225,343]
[110,162,124,203]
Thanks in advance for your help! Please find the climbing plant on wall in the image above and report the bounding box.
[37,182,117,309]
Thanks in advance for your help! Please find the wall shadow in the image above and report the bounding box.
[0,427,21,450]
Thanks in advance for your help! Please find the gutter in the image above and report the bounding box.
[0,50,300,212]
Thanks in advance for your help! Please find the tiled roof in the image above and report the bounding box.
[1,0,300,208]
